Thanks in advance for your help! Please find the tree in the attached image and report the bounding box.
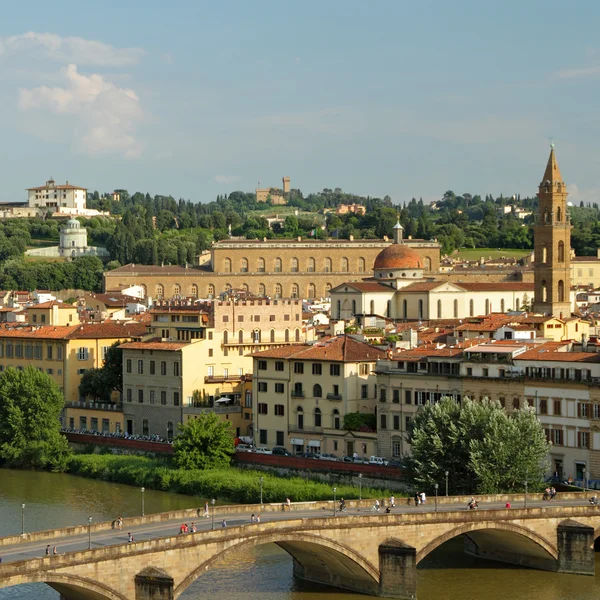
[172,413,235,469]
[0,367,71,470]
[407,398,550,494]
[78,342,123,401]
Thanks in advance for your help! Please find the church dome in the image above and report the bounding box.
[374,244,421,270]
[65,218,80,229]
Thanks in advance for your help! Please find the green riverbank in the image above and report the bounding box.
[66,454,392,502]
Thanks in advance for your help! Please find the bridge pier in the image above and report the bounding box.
[557,520,595,576]
[135,567,174,600]
[378,540,417,599]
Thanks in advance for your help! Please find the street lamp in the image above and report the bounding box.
[358,473,363,501]
[333,487,337,517]
[445,471,449,497]
[87,516,93,550]
[434,483,439,512]
[21,503,25,536]
[259,476,264,505]
[524,480,528,509]
[211,498,216,531]
[141,487,145,517]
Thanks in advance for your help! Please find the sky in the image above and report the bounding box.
[2,0,600,206]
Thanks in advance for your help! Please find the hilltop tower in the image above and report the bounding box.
[533,147,572,317]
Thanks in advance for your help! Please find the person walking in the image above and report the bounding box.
[285,497,291,511]
[203,502,209,518]
[414,492,420,506]
[256,514,261,523]
[45,545,51,556]
[52,546,58,555]
[128,532,134,543]
[191,522,197,533]
[389,495,396,508]
[251,514,256,523]
[221,519,227,528]
[117,516,123,530]
[420,492,427,505]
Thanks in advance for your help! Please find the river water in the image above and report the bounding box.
[1,469,600,600]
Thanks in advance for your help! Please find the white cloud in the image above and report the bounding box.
[567,183,600,205]
[0,32,144,66]
[554,65,600,79]
[215,175,240,184]
[19,64,144,158]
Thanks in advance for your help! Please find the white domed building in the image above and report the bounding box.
[26,219,110,259]
[330,220,534,321]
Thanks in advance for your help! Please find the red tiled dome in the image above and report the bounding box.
[374,244,421,270]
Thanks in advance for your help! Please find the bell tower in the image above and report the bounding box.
[533,146,572,318]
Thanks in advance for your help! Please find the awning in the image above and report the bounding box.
[215,397,233,404]
[308,440,321,447]
[291,438,304,445]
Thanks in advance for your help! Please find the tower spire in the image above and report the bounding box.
[542,147,563,185]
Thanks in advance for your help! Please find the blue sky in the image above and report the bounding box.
[2,0,600,205]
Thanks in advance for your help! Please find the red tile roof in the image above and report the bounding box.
[119,341,188,351]
[251,335,387,362]
[457,282,534,292]
[27,301,76,309]
[0,322,146,340]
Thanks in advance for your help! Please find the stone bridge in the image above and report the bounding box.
[1,505,600,600]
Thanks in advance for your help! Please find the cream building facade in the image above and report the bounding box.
[251,336,386,457]
[27,179,87,211]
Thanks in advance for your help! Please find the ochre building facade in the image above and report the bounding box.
[104,238,441,300]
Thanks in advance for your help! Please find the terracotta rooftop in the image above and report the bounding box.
[119,341,188,351]
[335,282,392,293]
[457,282,534,292]
[27,184,87,190]
[251,335,387,362]
[27,301,76,309]
[0,322,146,340]
[85,293,140,308]
[516,349,600,363]
[374,244,422,270]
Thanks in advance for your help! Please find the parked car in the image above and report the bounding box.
[319,453,339,461]
[298,451,318,459]
[271,446,292,456]
[235,444,254,452]
[353,456,368,464]
[369,455,388,466]
[342,455,354,463]
[386,459,403,468]
[254,447,272,454]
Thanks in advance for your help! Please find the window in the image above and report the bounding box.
[161,361,167,376]
[102,419,110,433]
[313,384,322,397]
[167,422,174,440]
[554,400,562,416]
[513,398,520,410]
[294,362,304,374]
[258,403,268,415]
[393,442,401,457]
[138,360,144,374]
[150,390,155,405]
[161,391,167,405]
[173,362,180,376]
[258,382,268,392]
[275,404,285,416]
[312,363,322,375]
[275,383,284,393]
[553,429,564,446]
[325,258,332,273]
[259,430,267,445]
[579,431,590,449]
[380,414,387,429]
[276,431,284,446]
[138,389,144,403]
[393,415,400,430]
[379,388,387,402]
[127,389,132,402]
[579,403,589,418]
[539,399,548,415]
[150,361,155,375]
[77,347,89,361]
[142,419,149,436]
[314,408,322,427]
[342,257,349,272]
[241,258,248,273]
[275,361,284,371]
[359,363,369,376]
[126,359,132,374]
[291,284,299,298]
[330,364,341,376]
[173,392,180,406]
[46,345,53,360]
[482,368,489,377]
[258,360,267,371]
[361,385,368,399]
[333,409,340,429]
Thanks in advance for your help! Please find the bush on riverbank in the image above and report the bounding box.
[67,454,389,502]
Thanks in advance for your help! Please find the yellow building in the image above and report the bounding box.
[27,301,79,326]
[0,322,146,432]
[251,335,386,457]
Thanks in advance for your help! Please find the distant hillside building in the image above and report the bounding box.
[27,179,87,211]
[336,203,366,216]
[256,176,290,205]
[25,218,110,259]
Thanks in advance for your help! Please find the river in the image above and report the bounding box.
[1,469,600,600]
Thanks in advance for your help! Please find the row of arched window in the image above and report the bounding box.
[224,257,365,274]
[539,279,566,303]
[153,282,333,300]
[223,328,301,344]
[296,406,340,429]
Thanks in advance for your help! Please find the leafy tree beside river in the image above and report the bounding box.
[0,367,71,470]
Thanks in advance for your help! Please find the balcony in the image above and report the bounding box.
[291,390,305,398]
[204,374,252,384]
[326,393,343,401]
[67,401,123,412]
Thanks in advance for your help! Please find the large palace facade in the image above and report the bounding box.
[104,238,441,300]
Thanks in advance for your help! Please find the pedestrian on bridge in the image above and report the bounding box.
[203,502,209,518]
[45,545,51,556]
[128,532,134,543]
[53,546,58,555]
[389,495,396,508]
[221,519,227,528]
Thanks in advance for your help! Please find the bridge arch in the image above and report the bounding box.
[417,521,558,566]
[9,573,127,600]
[174,531,380,598]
